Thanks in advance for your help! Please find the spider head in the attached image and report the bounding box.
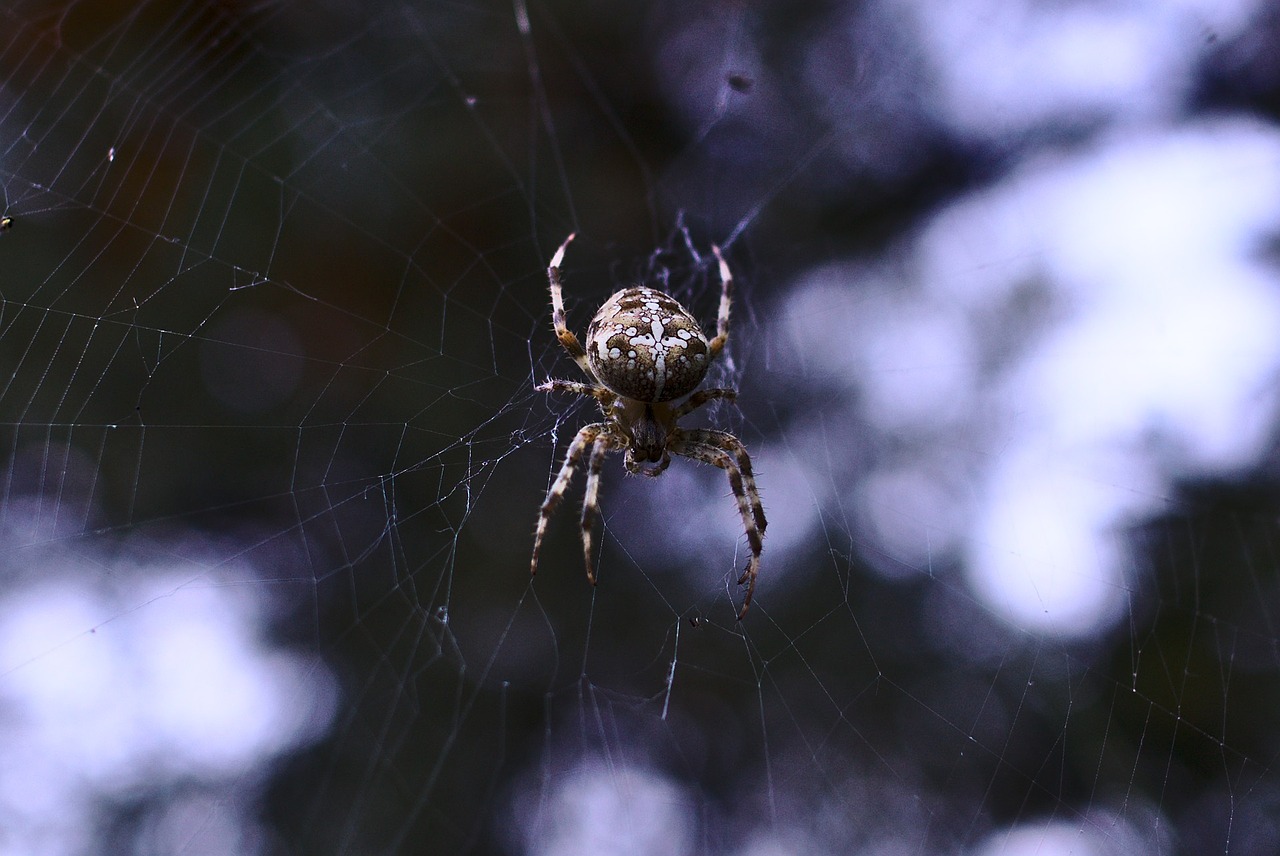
[629,406,667,463]
[618,399,676,474]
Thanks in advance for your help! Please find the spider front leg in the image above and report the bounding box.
[547,233,596,381]
[707,245,734,361]
[531,423,604,577]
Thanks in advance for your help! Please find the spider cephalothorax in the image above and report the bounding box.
[530,233,766,619]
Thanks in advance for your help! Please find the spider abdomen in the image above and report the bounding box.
[586,286,710,402]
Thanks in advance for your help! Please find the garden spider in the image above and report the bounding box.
[530,233,767,619]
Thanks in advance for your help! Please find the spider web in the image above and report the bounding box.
[1,0,1280,854]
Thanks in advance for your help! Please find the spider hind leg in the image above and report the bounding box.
[670,429,767,619]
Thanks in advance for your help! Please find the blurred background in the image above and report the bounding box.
[2,0,1280,853]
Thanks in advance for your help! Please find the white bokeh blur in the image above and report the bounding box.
[769,118,1280,641]
[908,0,1260,137]
[654,0,1280,643]
[515,761,694,856]
[0,513,337,856]
[550,0,1280,844]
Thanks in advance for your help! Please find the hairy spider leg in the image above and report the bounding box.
[537,378,616,411]
[547,233,597,382]
[681,427,767,536]
[670,429,767,618]
[707,245,734,361]
[671,387,737,421]
[531,422,604,577]
[580,437,610,584]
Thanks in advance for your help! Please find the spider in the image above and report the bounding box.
[530,233,767,619]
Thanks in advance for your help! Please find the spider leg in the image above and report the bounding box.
[671,387,737,421]
[681,428,767,535]
[547,233,598,381]
[531,423,604,577]
[580,436,610,585]
[706,244,734,362]
[538,378,616,411]
[670,430,766,619]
